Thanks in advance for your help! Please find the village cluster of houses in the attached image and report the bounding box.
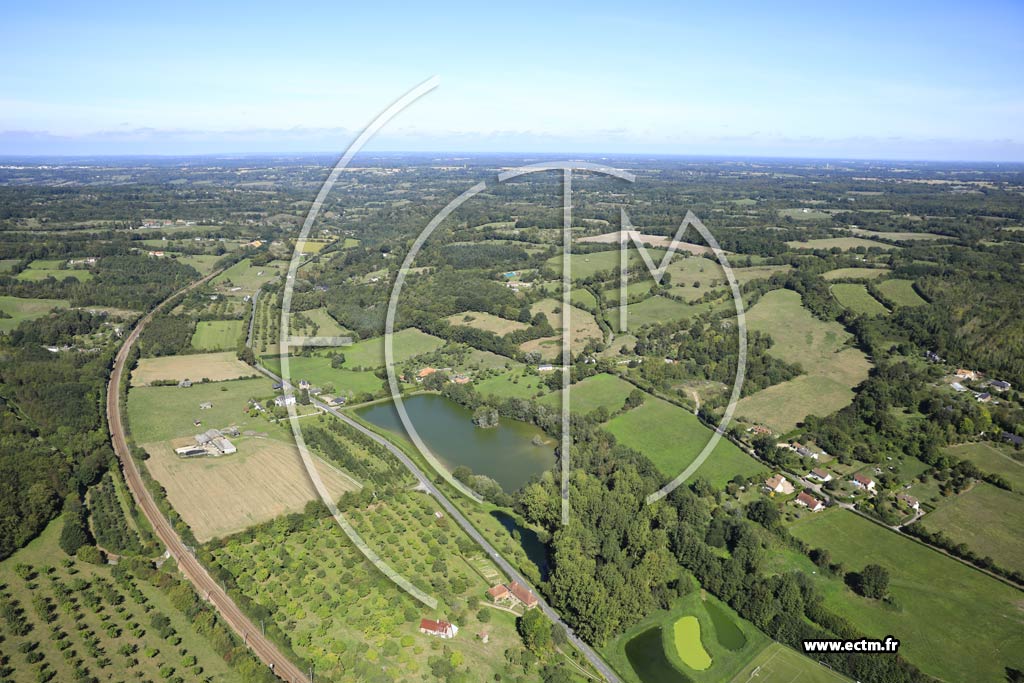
[949,367,1012,403]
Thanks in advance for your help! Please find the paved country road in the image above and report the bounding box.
[256,365,624,683]
[107,272,309,683]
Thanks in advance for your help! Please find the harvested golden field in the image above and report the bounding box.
[142,437,359,542]
[130,351,258,386]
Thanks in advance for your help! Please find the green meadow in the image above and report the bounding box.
[541,373,637,416]
[830,283,889,316]
[788,509,1024,682]
[604,394,761,487]
[875,279,927,307]
[734,289,870,433]
[0,295,70,332]
[191,319,245,350]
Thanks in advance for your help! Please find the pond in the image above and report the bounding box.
[491,510,550,581]
[355,394,555,492]
[625,626,690,683]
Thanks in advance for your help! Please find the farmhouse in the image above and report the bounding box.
[507,581,539,609]
[990,379,1011,392]
[808,468,832,482]
[975,392,992,403]
[955,368,979,381]
[1001,432,1024,447]
[764,474,795,495]
[852,473,876,492]
[273,395,296,407]
[419,619,458,639]
[749,424,773,436]
[417,367,438,381]
[795,491,825,512]
[897,493,920,511]
[486,584,513,605]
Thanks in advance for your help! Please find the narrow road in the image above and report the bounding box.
[108,273,308,683]
[256,364,623,683]
[246,288,260,348]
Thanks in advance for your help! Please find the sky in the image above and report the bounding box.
[1,0,1022,161]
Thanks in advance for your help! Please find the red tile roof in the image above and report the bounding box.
[853,473,874,486]
[420,618,451,635]
[796,492,822,509]
[508,581,538,607]
[487,584,510,600]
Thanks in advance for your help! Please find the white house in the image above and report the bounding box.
[808,468,832,483]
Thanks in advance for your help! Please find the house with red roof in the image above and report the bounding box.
[852,473,876,493]
[507,581,539,609]
[419,618,458,639]
[487,584,513,604]
[795,491,825,512]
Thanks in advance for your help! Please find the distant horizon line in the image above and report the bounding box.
[1,150,1022,166]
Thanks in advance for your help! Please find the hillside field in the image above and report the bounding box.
[734,290,871,433]
[788,509,1024,682]
[830,283,889,316]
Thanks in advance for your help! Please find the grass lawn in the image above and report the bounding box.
[175,253,222,274]
[130,351,258,386]
[945,441,1024,490]
[212,258,284,295]
[875,279,927,307]
[445,310,529,335]
[604,590,771,683]
[821,267,891,280]
[25,258,66,269]
[0,294,70,332]
[608,295,701,331]
[531,298,603,341]
[920,482,1024,573]
[785,237,896,251]
[728,642,851,683]
[787,508,1024,682]
[848,228,948,241]
[291,306,351,337]
[330,328,446,369]
[829,283,889,316]
[604,394,761,487]
[16,268,94,282]
[191,319,245,351]
[260,354,387,398]
[734,290,871,433]
[127,376,286,443]
[541,373,637,415]
[475,369,547,400]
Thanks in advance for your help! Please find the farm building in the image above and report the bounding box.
[419,618,458,639]
[795,491,825,512]
[274,395,296,407]
[950,382,967,392]
[417,367,437,381]
[178,379,193,388]
[990,379,1011,391]
[764,474,795,495]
